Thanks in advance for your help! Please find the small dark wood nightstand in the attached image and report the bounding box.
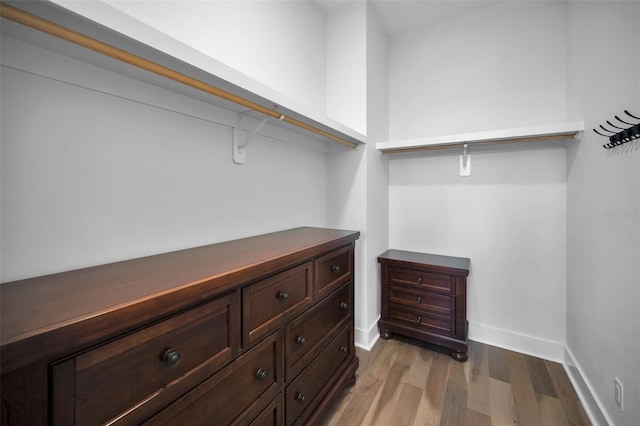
[378,249,470,362]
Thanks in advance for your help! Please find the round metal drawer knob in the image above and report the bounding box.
[340,345,348,353]
[277,290,289,301]
[331,265,341,274]
[256,368,268,381]
[416,315,422,324]
[296,392,306,403]
[339,302,348,310]
[416,296,422,304]
[296,336,307,345]
[163,348,181,368]
[417,277,423,284]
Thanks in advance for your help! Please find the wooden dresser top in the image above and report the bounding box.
[1,227,359,373]
[378,249,470,275]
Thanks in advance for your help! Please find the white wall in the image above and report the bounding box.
[323,1,390,350]
[1,36,328,282]
[364,4,389,349]
[566,2,640,425]
[324,1,369,347]
[102,0,327,114]
[323,0,392,350]
[387,1,569,360]
[325,1,367,135]
[389,145,568,358]
[389,1,568,139]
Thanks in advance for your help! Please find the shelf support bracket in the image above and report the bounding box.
[459,143,471,176]
[232,115,272,165]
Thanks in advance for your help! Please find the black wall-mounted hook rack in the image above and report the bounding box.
[593,110,640,149]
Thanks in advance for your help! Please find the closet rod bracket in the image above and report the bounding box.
[232,114,279,164]
[459,143,471,176]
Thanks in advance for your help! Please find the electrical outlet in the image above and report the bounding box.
[614,377,624,411]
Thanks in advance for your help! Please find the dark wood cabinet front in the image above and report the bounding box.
[284,283,351,381]
[51,293,239,425]
[378,249,470,362]
[1,227,359,425]
[314,244,353,298]
[242,261,313,346]
[145,332,282,426]
[285,326,352,426]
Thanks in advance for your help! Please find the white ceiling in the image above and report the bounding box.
[314,1,516,36]
[369,0,500,35]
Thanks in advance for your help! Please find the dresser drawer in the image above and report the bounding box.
[389,267,455,295]
[285,284,351,380]
[314,245,353,298]
[388,285,454,317]
[388,306,455,337]
[248,395,283,426]
[51,293,239,425]
[146,332,282,426]
[285,326,351,426]
[243,262,312,346]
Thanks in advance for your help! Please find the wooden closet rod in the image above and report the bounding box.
[0,3,358,148]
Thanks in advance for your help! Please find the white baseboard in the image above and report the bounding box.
[355,315,380,351]
[563,345,611,426]
[468,321,565,362]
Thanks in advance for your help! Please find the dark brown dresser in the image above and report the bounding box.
[0,227,359,425]
[378,249,470,361]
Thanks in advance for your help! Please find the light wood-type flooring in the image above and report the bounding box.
[323,336,591,426]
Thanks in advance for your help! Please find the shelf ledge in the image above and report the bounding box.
[377,122,584,154]
[0,1,366,150]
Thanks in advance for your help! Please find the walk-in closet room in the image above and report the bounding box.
[1,1,638,425]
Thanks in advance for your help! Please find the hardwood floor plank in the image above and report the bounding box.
[527,356,558,398]
[424,353,452,426]
[537,393,570,426]
[368,338,402,380]
[467,340,491,416]
[404,344,434,389]
[393,339,416,368]
[448,353,468,386]
[412,389,433,426]
[326,373,383,426]
[441,357,469,426]
[356,345,377,374]
[391,383,424,426]
[489,377,517,426]
[545,361,591,426]
[441,380,467,426]
[488,344,510,383]
[322,339,589,426]
[361,361,408,425]
[506,350,544,426]
[465,408,492,426]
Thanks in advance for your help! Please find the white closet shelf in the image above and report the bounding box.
[377,121,584,154]
[1,1,366,149]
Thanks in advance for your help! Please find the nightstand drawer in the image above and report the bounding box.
[388,285,454,316]
[243,262,312,346]
[389,267,455,295]
[388,306,455,337]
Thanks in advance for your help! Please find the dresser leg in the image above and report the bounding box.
[347,374,357,386]
[380,329,393,339]
[450,350,468,362]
